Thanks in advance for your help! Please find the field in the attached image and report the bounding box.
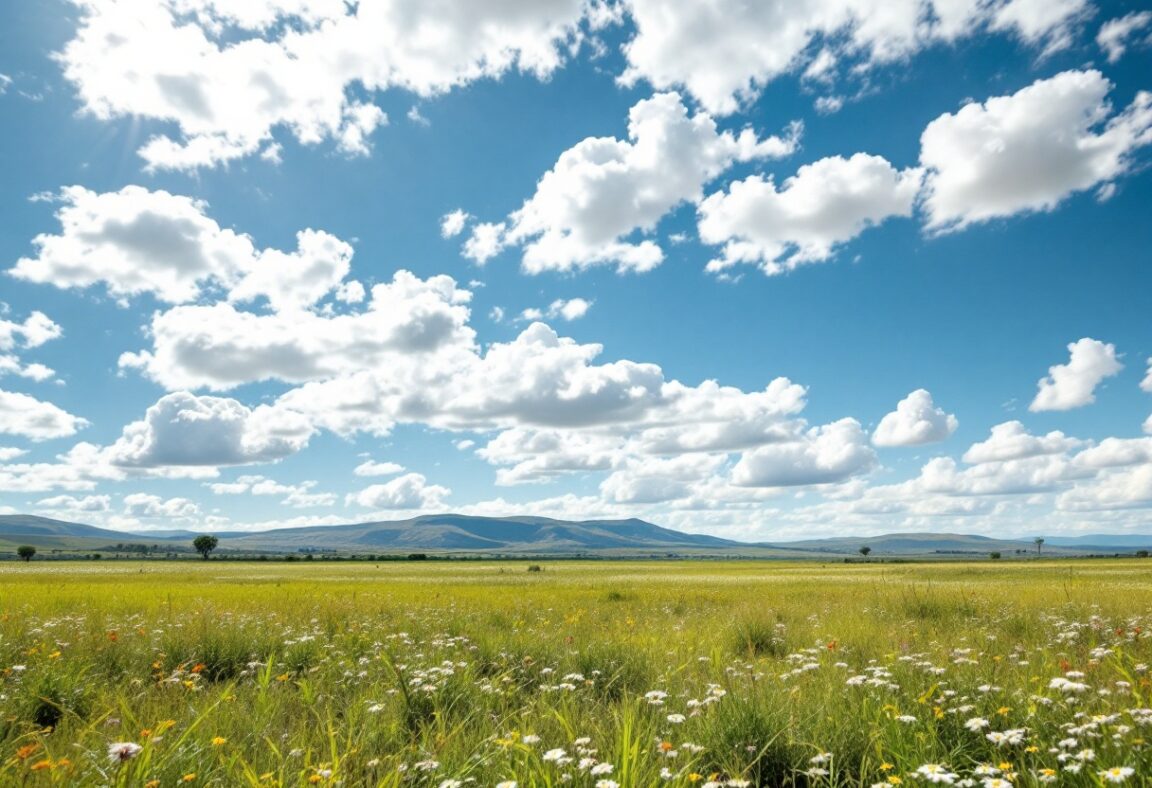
[1,560,1149,786]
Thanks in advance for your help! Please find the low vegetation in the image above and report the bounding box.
[0,560,1149,786]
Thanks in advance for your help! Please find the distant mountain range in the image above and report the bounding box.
[1,513,1150,557]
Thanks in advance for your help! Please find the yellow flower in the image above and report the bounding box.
[997,706,1011,716]
[688,774,702,783]
[145,781,161,788]
[211,736,227,746]
[182,773,196,782]
[887,777,903,785]
[880,763,894,771]
[308,776,323,784]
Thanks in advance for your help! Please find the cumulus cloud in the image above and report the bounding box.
[872,389,958,447]
[105,391,313,467]
[123,492,201,518]
[962,421,1083,464]
[518,298,592,322]
[35,494,111,512]
[699,153,922,275]
[619,0,1090,115]
[920,70,1152,231]
[919,453,1086,496]
[465,92,800,273]
[204,474,335,507]
[1097,11,1152,62]
[0,389,89,441]
[12,186,354,309]
[1030,338,1123,412]
[353,460,406,477]
[1057,465,1152,511]
[346,472,450,510]
[0,310,63,382]
[1142,357,1152,393]
[731,418,876,487]
[59,0,592,169]
[440,209,471,238]
[119,270,473,390]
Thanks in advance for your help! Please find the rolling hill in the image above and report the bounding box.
[1,513,1150,557]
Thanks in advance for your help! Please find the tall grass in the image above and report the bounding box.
[0,560,1149,785]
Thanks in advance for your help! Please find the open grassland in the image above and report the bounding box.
[1,560,1151,786]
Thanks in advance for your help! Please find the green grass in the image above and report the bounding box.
[1,559,1150,786]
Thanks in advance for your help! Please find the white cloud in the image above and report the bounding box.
[440,209,471,238]
[619,0,1090,115]
[204,474,334,507]
[12,186,353,309]
[1145,414,1152,435]
[123,492,201,518]
[962,421,1083,464]
[1097,10,1152,62]
[518,298,592,322]
[59,0,591,169]
[35,494,111,512]
[989,0,1092,54]
[0,310,61,350]
[731,418,876,487]
[119,270,473,390]
[920,70,1152,231]
[1030,337,1123,412]
[353,460,405,477]
[0,311,63,382]
[699,153,922,275]
[465,92,799,273]
[1057,465,1152,511]
[0,447,27,461]
[919,454,1085,496]
[0,389,89,441]
[872,389,958,447]
[105,391,313,468]
[1141,357,1152,393]
[599,454,724,504]
[1072,437,1152,470]
[347,472,450,510]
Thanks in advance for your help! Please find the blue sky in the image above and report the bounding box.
[1,0,1151,539]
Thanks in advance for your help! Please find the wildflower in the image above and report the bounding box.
[810,752,832,765]
[496,782,518,788]
[543,749,567,762]
[591,763,614,776]
[667,713,687,724]
[522,734,541,745]
[981,780,1011,788]
[964,717,990,732]
[29,760,53,772]
[211,736,227,746]
[915,764,957,784]
[438,781,462,788]
[108,742,143,763]
[182,774,196,783]
[595,781,619,788]
[1099,766,1135,783]
[806,767,829,777]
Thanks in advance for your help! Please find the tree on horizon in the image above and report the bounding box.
[193,534,219,560]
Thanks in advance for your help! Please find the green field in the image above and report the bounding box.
[1,560,1149,786]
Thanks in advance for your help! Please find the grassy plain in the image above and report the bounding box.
[1,559,1150,786]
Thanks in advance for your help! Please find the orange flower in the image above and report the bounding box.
[15,743,41,760]
[29,759,53,771]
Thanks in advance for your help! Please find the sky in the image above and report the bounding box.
[1,0,1151,540]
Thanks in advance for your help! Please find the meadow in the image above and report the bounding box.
[1,559,1150,787]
